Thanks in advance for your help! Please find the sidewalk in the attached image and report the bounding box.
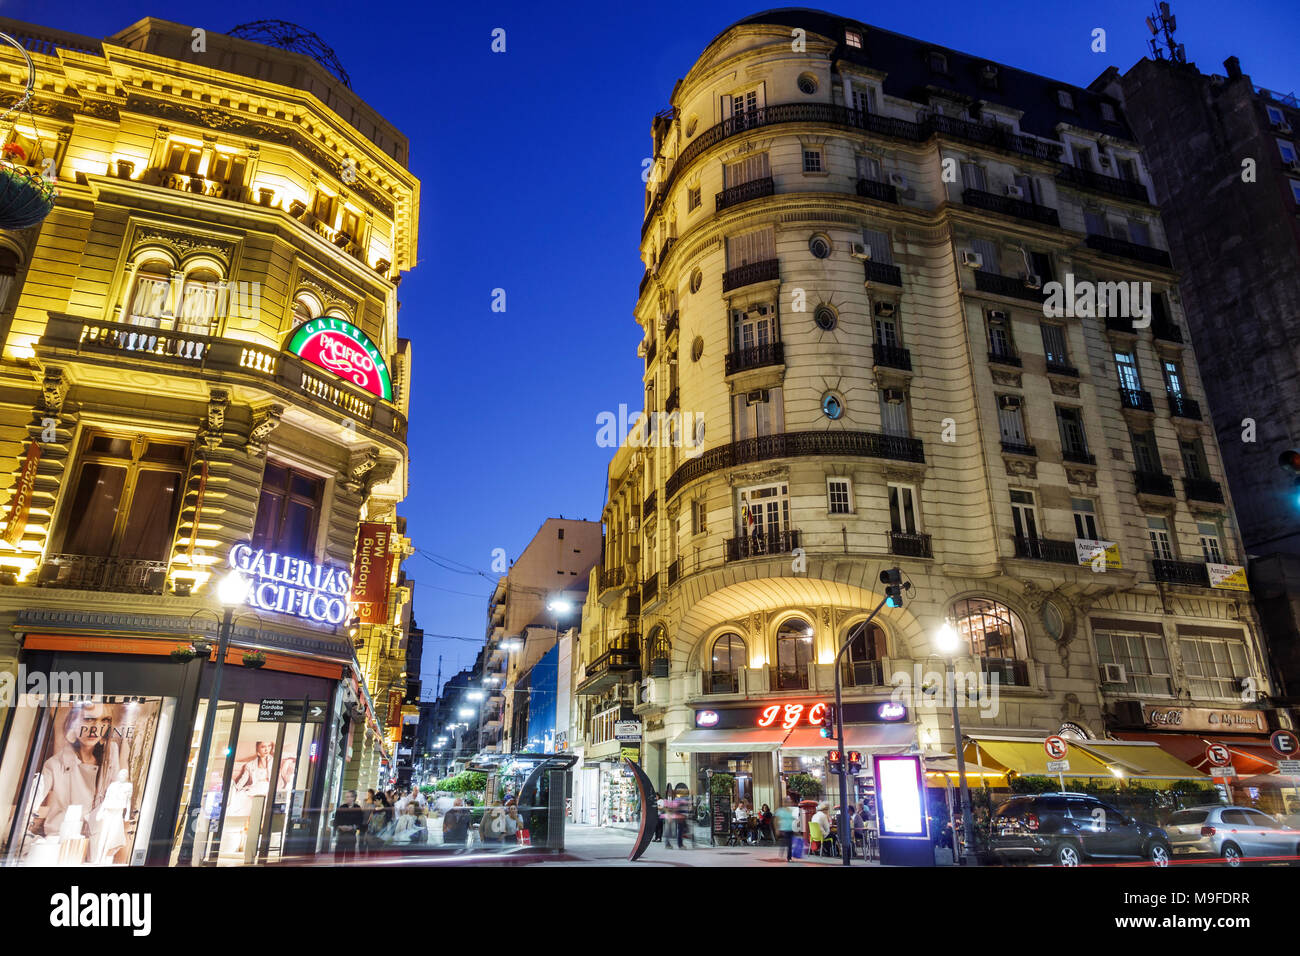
[547,823,889,867]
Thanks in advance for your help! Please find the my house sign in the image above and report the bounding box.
[287,317,393,401]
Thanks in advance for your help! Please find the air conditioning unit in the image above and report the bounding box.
[745,389,770,404]
[998,395,1021,410]
[883,387,905,405]
[874,300,896,318]
[1004,184,1024,199]
[1023,273,1043,290]
[850,242,872,260]
[1101,662,1127,685]
[889,173,908,188]
[961,250,984,269]
[988,309,1008,322]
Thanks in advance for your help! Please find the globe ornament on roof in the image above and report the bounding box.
[227,20,352,89]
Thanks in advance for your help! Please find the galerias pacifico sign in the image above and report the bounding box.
[2,441,40,546]
[287,317,393,401]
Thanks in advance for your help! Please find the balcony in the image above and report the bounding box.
[665,430,925,499]
[888,531,932,558]
[1013,537,1078,564]
[716,176,774,211]
[974,270,1047,303]
[1183,476,1224,503]
[1120,388,1155,412]
[149,168,245,203]
[856,178,899,204]
[709,673,740,694]
[575,638,641,695]
[664,387,680,414]
[645,339,657,366]
[1046,360,1079,377]
[775,667,810,691]
[872,342,912,371]
[961,188,1060,227]
[841,659,886,688]
[1153,319,1184,343]
[39,314,407,442]
[37,554,168,594]
[1105,315,1139,335]
[863,260,903,287]
[666,557,680,587]
[725,341,784,375]
[1062,447,1096,465]
[1134,470,1175,497]
[656,237,677,272]
[1167,392,1201,420]
[988,345,1021,367]
[643,490,657,518]
[722,258,779,292]
[1001,440,1036,457]
[1151,559,1211,588]
[1084,233,1173,269]
[641,573,660,605]
[597,566,626,605]
[981,657,1030,687]
[624,591,641,619]
[726,529,801,561]
[664,310,679,339]
[1056,165,1151,204]
[925,113,1064,161]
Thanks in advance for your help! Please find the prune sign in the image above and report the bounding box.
[287,317,393,401]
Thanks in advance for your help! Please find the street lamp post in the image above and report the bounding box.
[936,619,978,867]
[179,570,248,865]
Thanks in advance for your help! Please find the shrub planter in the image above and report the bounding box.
[242,651,267,669]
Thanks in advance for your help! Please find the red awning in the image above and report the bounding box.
[1116,731,1279,777]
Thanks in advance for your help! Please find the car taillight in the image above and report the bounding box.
[1200,826,1216,837]
[1026,813,1039,831]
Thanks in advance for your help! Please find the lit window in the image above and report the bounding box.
[292,292,323,327]
[775,618,814,690]
[1072,498,1099,539]
[688,186,701,211]
[1279,139,1298,164]
[1095,630,1173,696]
[951,597,1027,662]
[1181,635,1249,699]
[1266,105,1285,127]
[1291,179,1300,203]
[711,633,746,693]
[844,31,862,48]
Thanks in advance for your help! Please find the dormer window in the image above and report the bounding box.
[844,30,862,48]
[928,52,948,74]
[1100,102,1118,123]
[1058,89,1076,110]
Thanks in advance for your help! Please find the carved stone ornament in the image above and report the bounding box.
[245,404,284,456]
[135,226,236,265]
[1004,457,1037,479]
[200,389,230,450]
[990,369,1022,388]
[79,100,120,122]
[41,368,68,416]
[1060,692,1085,723]
[1065,467,1098,487]
[343,446,381,493]
[1049,377,1081,398]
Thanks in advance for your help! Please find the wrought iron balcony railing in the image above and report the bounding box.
[1046,360,1079,377]
[988,345,1022,367]
[1167,392,1201,420]
[38,554,169,594]
[1183,476,1224,503]
[872,342,912,371]
[665,387,680,414]
[888,531,932,558]
[726,529,801,561]
[974,270,1048,303]
[856,178,899,204]
[1084,233,1173,268]
[643,490,657,517]
[841,659,886,688]
[1056,165,1151,204]
[722,258,779,292]
[666,557,680,587]
[1134,470,1175,497]
[725,341,784,375]
[1151,558,1211,587]
[641,572,660,605]
[1120,388,1154,412]
[864,260,903,286]
[663,310,679,339]
[961,188,1060,227]
[1062,447,1096,465]
[981,657,1031,686]
[1013,537,1078,564]
[716,176,774,211]
[1001,440,1036,457]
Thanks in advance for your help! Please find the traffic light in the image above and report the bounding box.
[847,751,863,774]
[819,704,837,738]
[827,749,843,774]
[1280,450,1300,506]
[880,567,908,607]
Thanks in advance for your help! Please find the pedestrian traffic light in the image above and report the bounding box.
[880,567,908,607]
[819,704,836,738]
[847,751,863,774]
[827,750,843,773]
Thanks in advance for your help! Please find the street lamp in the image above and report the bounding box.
[936,618,978,867]
[179,569,248,865]
[466,691,484,701]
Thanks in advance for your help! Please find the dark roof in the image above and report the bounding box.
[703,7,1133,142]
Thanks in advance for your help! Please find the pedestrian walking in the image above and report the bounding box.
[810,803,831,855]
[331,790,363,863]
[775,798,797,862]
[653,792,665,843]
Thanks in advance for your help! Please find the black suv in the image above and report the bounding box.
[989,793,1170,866]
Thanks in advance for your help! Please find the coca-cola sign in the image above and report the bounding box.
[1141,704,1266,733]
[287,317,393,400]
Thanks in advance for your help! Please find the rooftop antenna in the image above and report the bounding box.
[1146,2,1186,63]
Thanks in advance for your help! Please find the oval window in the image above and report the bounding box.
[810,235,831,259]
[814,305,837,331]
[822,393,845,420]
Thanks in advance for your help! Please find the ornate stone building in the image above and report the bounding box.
[0,17,418,866]
[577,10,1285,821]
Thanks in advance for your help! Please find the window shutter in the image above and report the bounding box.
[862,228,892,264]
[971,239,999,273]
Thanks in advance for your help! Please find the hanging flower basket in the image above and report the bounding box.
[170,644,197,661]
[0,148,55,230]
[242,651,267,669]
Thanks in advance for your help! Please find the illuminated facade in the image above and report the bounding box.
[580,11,1284,819]
[0,17,417,865]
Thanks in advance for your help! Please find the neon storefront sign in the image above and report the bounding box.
[228,543,351,625]
[287,317,393,400]
[757,702,829,731]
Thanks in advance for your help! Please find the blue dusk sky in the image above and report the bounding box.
[5,0,1294,694]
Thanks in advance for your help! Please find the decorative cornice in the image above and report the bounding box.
[134,226,236,264]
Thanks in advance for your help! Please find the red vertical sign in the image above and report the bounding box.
[351,522,392,622]
[2,441,41,546]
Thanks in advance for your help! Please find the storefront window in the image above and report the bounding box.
[6,696,174,866]
[710,632,746,693]
[776,618,814,690]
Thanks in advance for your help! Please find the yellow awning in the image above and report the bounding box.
[966,737,1114,777]
[1073,741,1208,780]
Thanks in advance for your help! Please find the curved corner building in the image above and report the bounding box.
[573,9,1281,823]
[0,17,417,865]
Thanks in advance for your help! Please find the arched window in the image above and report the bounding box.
[951,597,1030,685]
[645,626,670,678]
[842,620,886,687]
[710,632,746,693]
[292,292,322,328]
[177,267,220,336]
[128,260,173,328]
[775,617,813,690]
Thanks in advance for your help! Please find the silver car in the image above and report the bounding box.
[1166,805,1300,865]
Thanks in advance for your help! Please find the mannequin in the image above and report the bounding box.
[92,770,132,864]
